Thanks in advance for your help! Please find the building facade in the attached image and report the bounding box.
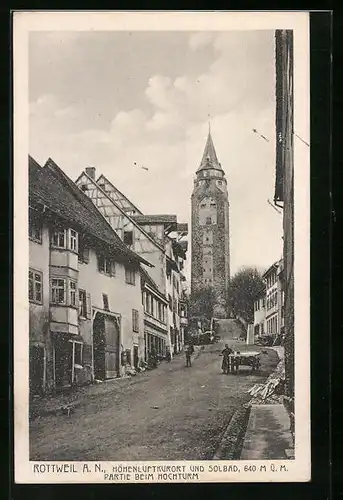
[253,292,266,339]
[29,157,150,394]
[140,267,169,361]
[191,129,230,318]
[262,260,284,341]
[75,168,188,358]
[275,29,295,431]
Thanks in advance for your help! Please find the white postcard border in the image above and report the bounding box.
[13,10,311,483]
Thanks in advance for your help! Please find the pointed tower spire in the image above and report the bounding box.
[197,125,222,172]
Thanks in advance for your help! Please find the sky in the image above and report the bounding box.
[29,30,283,278]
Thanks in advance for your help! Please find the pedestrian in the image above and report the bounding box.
[221,344,233,374]
[185,344,194,367]
[232,351,241,374]
[165,346,171,363]
[149,346,158,369]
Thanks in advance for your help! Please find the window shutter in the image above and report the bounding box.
[86,292,92,319]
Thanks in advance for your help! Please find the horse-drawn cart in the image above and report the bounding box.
[228,351,261,373]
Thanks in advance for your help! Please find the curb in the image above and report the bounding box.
[212,405,251,460]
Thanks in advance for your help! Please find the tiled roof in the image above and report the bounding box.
[176,223,188,233]
[140,267,168,302]
[28,156,153,267]
[197,130,223,172]
[131,214,177,226]
[262,261,280,279]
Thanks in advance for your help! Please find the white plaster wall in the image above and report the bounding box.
[77,248,144,357]
[29,226,50,343]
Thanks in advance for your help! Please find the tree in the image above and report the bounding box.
[227,267,265,323]
[189,286,217,320]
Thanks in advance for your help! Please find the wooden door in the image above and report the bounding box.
[104,317,119,378]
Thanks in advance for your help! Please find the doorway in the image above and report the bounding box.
[93,314,106,380]
[54,337,72,388]
[29,345,44,395]
[133,345,139,369]
[93,313,120,379]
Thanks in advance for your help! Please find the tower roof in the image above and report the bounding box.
[197,128,223,172]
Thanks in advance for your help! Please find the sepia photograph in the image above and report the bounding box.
[14,11,310,483]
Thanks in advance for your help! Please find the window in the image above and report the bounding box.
[52,229,66,248]
[29,217,42,243]
[28,269,43,304]
[103,294,109,311]
[98,254,115,276]
[78,237,89,264]
[70,280,77,307]
[69,230,78,252]
[124,231,133,246]
[132,309,139,332]
[125,267,136,285]
[52,228,79,251]
[79,289,87,317]
[74,342,83,366]
[158,303,163,321]
[51,278,66,304]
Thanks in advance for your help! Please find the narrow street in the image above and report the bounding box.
[30,328,279,461]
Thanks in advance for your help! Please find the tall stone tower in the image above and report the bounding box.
[191,127,230,318]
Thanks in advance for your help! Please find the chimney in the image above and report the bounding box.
[85,167,96,180]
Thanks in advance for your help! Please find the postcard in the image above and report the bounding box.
[13,10,310,483]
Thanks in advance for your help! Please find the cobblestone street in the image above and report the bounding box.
[30,341,279,461]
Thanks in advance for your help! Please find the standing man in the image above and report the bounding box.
[185,344,195,367]
[221,344,233,374]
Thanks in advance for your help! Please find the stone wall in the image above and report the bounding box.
[191,178,230,317]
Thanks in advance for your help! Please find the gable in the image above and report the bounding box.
[97,174,143,216]
[75,172,164,256]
